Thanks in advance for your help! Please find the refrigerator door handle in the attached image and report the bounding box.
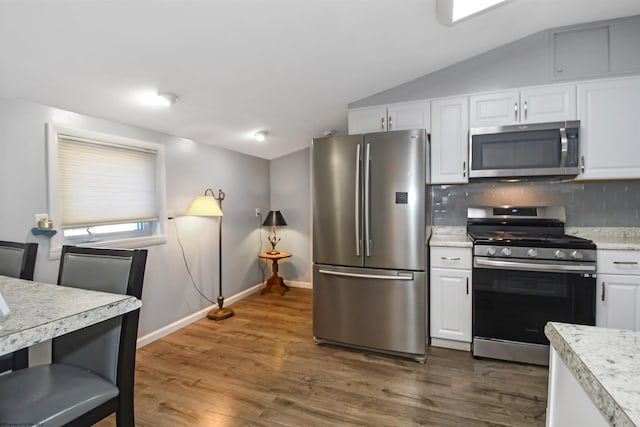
[318,269,414,281]
[355,143,361,257]
[364,142,371,257]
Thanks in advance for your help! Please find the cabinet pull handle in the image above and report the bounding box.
[466,277,469,295]
[388,116,392,130]
[524,101,528,120]
[613,261,638,265]
[463,160,467,178]
[381,117,385,130]
[514,102,518,121]
[601,282,606,302]
[581,156,585,173]
[441,256,460,261]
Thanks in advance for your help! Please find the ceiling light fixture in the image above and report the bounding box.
[437,0,508,26]
[157,92,178,107]
[255,131,267,142]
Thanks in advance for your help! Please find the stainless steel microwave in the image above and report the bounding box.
[469,120,580,179]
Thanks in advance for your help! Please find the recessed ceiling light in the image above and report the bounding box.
[255,131,267,142]
[157,92,178,107]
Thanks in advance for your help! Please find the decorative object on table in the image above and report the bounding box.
[187,188,234,321]
[31,217,57,237]
[258,250,292,296]
[262,210,287,254]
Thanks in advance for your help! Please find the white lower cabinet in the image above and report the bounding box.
[430,247,472,350]
[596,249,640,331]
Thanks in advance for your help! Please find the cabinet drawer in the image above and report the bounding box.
[598,250,640,275]
[430,247,472,269]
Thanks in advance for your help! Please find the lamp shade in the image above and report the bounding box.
[187,195,223,217]
[262,210,287,227]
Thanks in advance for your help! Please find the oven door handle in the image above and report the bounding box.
[474,257,596,274]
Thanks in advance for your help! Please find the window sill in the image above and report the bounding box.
[49,235,167,260]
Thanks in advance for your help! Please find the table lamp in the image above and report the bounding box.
[262,210,287,254]
[187,188,234,320]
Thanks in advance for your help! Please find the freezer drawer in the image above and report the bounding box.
[313,265,426,359]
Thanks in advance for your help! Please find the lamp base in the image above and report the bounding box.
[207,306,234,321]
[266,250,280,255]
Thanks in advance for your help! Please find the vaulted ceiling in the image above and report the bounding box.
[2,0,639,159]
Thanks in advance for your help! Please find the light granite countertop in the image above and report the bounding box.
[568,227,640,251]
[545,322,640,427]
[429,226,473,248]
[0,275,141,356]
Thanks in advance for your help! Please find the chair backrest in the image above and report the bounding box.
[0,241,38,279]
[53,246,147,387]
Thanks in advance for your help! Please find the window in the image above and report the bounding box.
[47,124,167,258]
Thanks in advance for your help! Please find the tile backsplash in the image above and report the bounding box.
[432,180,640,227]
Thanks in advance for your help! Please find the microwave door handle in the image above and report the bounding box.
[559,127,568,167]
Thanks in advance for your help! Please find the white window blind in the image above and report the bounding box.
[58,136,158,227]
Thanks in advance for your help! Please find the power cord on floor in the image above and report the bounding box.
[171,218,216,305]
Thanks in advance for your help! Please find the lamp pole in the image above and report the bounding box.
[207,188,234,320]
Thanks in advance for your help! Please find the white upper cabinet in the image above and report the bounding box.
[577,76,640,180]
[430,96,469,184]
[348,100,429,135]
[469,84,576,128]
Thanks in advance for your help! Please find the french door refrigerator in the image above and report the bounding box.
[312,129,428,362]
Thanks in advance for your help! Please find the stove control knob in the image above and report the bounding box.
[571,250,584,260]
[554,250,566,259]
[487,247,496,256]
[501,247,512,256]
[527,249,538,258]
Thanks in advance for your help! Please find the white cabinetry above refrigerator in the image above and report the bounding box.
[348,100,429,135]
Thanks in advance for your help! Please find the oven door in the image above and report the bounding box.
[472,257,595,364]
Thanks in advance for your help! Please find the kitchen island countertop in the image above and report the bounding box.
[545,322,640,427]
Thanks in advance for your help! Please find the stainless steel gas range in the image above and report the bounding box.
[467,206,596,365]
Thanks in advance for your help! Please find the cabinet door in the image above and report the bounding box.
[430,96,469,184]
[387,100,430,133]
[348,106,387,134]
[430,267,471,342]
[521,84,576,123]
[577,77,640,180]
[469,90,519,127]
[596,274,640,331]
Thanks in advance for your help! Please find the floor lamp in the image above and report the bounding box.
[187,188,234,320]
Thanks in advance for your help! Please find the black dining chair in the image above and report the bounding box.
[0,245,147,427]
[0,240,38,373]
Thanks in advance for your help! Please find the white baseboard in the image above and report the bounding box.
[137,280,312,348]
[430,338,471,352]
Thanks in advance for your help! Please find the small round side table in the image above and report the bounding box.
[258,251,292,296]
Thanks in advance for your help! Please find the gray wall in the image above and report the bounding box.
[0,98,270,337]
[433,180,640,227]
[351,15,640,107]
[269,147,312,283]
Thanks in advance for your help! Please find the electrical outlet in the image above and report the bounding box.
[255,208,261,217]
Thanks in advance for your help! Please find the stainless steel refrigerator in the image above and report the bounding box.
[312,129,428,362]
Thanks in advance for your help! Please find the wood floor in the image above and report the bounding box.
[97,288,549,426]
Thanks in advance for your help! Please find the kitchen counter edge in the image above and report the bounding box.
[545,322,639,427]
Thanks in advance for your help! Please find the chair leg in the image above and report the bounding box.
[115,396,135,427]
[12,348,29,370]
